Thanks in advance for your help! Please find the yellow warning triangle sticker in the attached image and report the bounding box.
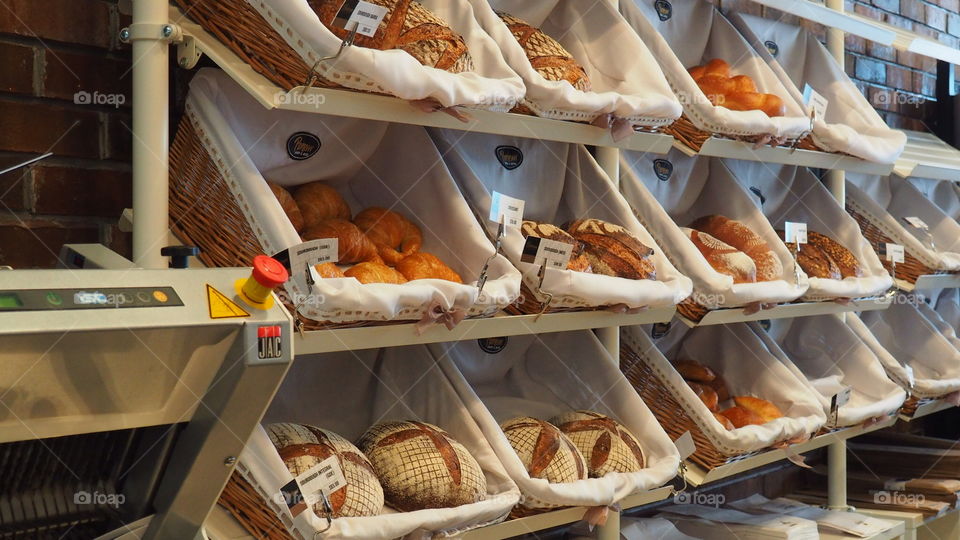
[206,284,250,319]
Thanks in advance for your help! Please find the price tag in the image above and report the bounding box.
[784,222,808,244]
[333,0,388,37]
[903,216,929,230]
[674,431,696,460]
[830,386,852,414]
[803,84,828,121]
[296,456,347,504]
[489,191,525,228]
[520,236,573,269]
[904,365,916,389]
[289,239,339,281]
[881,243,905,263]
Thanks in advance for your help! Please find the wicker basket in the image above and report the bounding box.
[219,472,292,540]
[664,115,822,153]
[619,343,789,471]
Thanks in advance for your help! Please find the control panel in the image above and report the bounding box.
[0,287,183,311]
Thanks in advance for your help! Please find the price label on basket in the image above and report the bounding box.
[674,431,696,460]
[333,0,388,37]
[881,243,905,263]
[830,386,852,414]
[803,84,828,121]
[903,216,929,230]
[784,222,808,244]
[296,455,347,504]
[520,236,573,269]
[289,239,339,284]
[489,191,525,228]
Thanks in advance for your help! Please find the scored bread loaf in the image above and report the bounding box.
[302,219,382,264]
[807,231,862,278]
[673,359,716,383]
[265,423,384,518]
[795,241,841,280]
[354,207,422,266]
[690,215,783,281]
[500,416,587,484]
[566,219,656,280]
[683,227,757,283]
[395,252,463,283]
[294,182,352,228]
[498,13,591,93]
[308,0,473,73]
[521,220,591,272]
[688,382,720,412]
[549,411,646,477]
[267,181,305,233]
[357,420,487,511]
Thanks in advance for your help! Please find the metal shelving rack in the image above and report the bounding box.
[121,0,960,538]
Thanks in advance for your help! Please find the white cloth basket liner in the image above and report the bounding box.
[245,0,526,109]
[463,0,681,124]
[751,316,906,428]
[185,70,520,323]
[427,128,692,310]
[619,148,808,309]
[724,159,892,300]
[909,177,960,221]
[237,347,521,539]
[429,331,680,509]
[621,323,826,455]
[730,13,906,164]
[851,304,960,398]
[846,173,960,271]
[618,0,810,140]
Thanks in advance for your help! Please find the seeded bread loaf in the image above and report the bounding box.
[690,215,782,281]
[565,219,656,280]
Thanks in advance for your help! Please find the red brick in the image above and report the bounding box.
[104,112,133,161]
[844,53,858,78]
[867,41,897,62]
[938,33,960,48]
[856,3,884,20]
[0,156,30,211]
[0,0,114,49]
[897,50,925,70]
[0,42,34,95]
[927,5,949,31]
[800,18,827,41]
[0,99,101,159]
[106,225,132,260]
[884,13,915,30]
[948,12,960,38]
[900,0,927,21]
[912,23,939,38]
[856,56,887,83]
[869,86,898,111]
[32,166,131,218]
[915,72,937,96]
[938,0,960,9]
[42,49,132,103]
[846,33,867,54]
[871,0,900,12]
[0,218,100,268]
[886,64,913,90]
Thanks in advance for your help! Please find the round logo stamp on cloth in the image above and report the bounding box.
[478,336,508,354]
[286,132,321,161]
[764,40,779,57]
[496,145,523,170]
[654,0,673,21]
[653,159,673,181]
[749,186,766,206]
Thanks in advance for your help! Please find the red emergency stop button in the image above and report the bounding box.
[236,255,289,309]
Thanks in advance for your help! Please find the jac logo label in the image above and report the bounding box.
[653,159,673,181]
[258,325,283,360]
[286,132,321,161]
[654,0,672,21]
[478,336,508,354]
[495,145,523,170]
[764,40,779,57]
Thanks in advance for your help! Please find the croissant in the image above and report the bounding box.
[344,262,408,285]
[353,207,423,266]
[294,182,351,228]
[395,252,463,283]
[302,219,382,264]
[267,181,304,233]
[314,262,345,279]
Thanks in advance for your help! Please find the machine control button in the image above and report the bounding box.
[236,255,289,310]
[136,292,151,303]
[153,290,169,303]
[45,292,62,306]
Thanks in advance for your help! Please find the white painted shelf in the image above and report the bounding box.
[899,398,957,421]
[820,520,906,540]
[895,273,960,292]
[295,306,676,355]
[894,130,960,181]
[678,296,892,327]
[678,138,895,175]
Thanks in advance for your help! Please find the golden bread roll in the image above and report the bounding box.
[308,0,473,73]
[722,92,766,112]
[688,65,706,81]
[344,261,407,284]
[696,74,734,105]
[760,93,786,117]
[729,74,758,93]
[395,252,463,283]
[500,416,587,483]
[703,58,730,78]
[294,182,351,228]
[713,412,735,430]
[521,220,592,272]
[719,406,765,428]
[353,207,423,266]
[690,215,782,281]
[267,181,305,233]
[706,374,731,403]
[315,262,346,279]
[566,219,656,280]
[302,218,381,264]
[685,227,757,283]
[498,13,592,93]
[807,231,862,278]
[688,382,719,412]
[674,359,716,383]
[550,411,645,477]
[734,396,784,423]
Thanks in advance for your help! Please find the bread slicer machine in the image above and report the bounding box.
[0,246,293,539]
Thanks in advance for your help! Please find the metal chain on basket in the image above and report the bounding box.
[302,24,360,91]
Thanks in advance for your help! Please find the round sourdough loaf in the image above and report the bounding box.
[357,420,486,511]
[690,215,783,281]
[565,219,656,280]
[265,423,384,518]
[500,416,587,483]
[549,411,646,477]
[683,227,757,283]
[521,220,592,272]
[497,12,592,93]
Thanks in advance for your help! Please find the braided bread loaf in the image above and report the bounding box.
[309,0,473,72]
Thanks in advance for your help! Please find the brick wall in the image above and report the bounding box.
[0,0,132,268]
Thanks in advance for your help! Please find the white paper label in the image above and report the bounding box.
[489,191,524,228]
[674,431,696,460]
[784,222,808,244]
[336,0,388,37]
[883,243,905,263]
[296,456,347,504]
[803,84,828,121]
[289,239,339,280]
[904,365,916,389]
[903,216,929,230]
[520,236,573,269]
[831,386,852,413]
